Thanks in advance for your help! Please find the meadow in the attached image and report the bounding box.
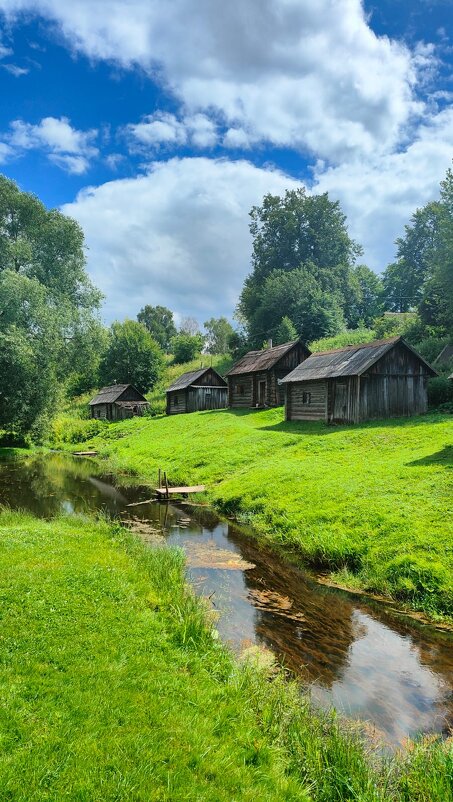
[53,407,453,621]
[0,509,451,802]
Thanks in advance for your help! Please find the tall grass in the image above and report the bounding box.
[0,510,450,801]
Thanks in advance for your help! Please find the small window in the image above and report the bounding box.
[173,395,179,406]
[302,392,311,405]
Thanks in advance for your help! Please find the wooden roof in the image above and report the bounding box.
[167,367,227,392]
[226,340,307,376]
[89,384,146,405]
[281,337,437,383]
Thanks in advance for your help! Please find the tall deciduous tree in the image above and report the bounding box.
[382,202,442,312]
[171,333,205,364]
[203,317,234,354]
[238,188,362,344]
[0,175,103,436]
[137,305,176,351]
[100,320,164,393]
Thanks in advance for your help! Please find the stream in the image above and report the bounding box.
[0,451,451,747]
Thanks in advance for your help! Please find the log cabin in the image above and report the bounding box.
[226,340,310,408]
[282,336,437,424]
[166,367,228,415]
[89,384,149,421]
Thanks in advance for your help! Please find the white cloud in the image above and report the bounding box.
[5,116,98,172]
[312,107,453,271]
[61,157,300,323]
[1,62,29,75]
[0,141,13,162]
[127,111,217,151]
[127,112,188,149]
[0,40,13,58]
[0,0,429,161]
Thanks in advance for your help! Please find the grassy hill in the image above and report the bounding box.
[55,406,453,622]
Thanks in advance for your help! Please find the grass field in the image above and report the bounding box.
[55,407,453,621]
[0,510,451,802]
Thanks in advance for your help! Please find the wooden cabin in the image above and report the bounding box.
[282,336,437,424]
[89,384,149,421]
[225,340,311,408]
[166,367,228,415]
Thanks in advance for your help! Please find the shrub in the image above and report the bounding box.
[309,328,375,353]
[428,376,453,408]
[51,416,107,444]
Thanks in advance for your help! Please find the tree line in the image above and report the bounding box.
[1,165,451,439]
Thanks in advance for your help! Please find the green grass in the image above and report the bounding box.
[0,510,451,801]
[54,408,453,621]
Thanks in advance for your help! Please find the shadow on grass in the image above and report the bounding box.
[259,413,452,435]
[407,445,453,468]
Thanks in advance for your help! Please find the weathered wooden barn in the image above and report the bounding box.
[89,384,149,421]
[166,367,228,415]
[282,336,437,424]
[225,340,311,408]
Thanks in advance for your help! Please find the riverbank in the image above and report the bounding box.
[0,509,451,801]
[53,407,453,622]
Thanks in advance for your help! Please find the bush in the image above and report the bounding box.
[171,333,204,363]
[51,416,107,444]
[413,336,450,366]
[428,376,453,408]
[309,328,375,353]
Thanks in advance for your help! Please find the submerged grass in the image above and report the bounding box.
[0,510,451,801]
[55,408,453,621]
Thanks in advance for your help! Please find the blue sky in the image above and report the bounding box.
[0,0,452,324]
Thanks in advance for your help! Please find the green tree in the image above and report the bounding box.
[100,320,164,393]
[203,317,234,354]
[346,265,383,327]
[382,202,442,312]
[171,333,204,363]
[246,267,345,344]
[238,188,361,344]
[419,168,453,334]
[274,316,298,344]
[137,305,176,351]
[0,175,101,310]
[0,271,58,438]
[0,175,104,436]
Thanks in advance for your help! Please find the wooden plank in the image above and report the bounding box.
[156,485,205,495]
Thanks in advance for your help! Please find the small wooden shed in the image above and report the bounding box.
[166,367,228,415]
[89,384,149,421]
[282,336,437,424]
[225,340,311,408]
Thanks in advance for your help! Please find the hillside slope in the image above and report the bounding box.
[61,409,452,620]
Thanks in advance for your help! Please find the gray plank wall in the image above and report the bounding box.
[229,375,253,407]
[286,380,327,421]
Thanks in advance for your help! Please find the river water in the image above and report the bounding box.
[0,452,451,747]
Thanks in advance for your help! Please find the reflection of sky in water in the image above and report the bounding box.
[1,454,452,747]
[310,612,449,743]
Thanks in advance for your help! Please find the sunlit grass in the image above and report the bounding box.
[0,510,451,801]
[56,408,453,620]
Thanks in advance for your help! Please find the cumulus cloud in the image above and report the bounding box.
[0,0,428,161]
[312,107,453,271]
[61,157,300,323]
[4,116,98,172]
[127,111,217,151]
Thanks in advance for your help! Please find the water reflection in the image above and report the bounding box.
[0,453,451,745]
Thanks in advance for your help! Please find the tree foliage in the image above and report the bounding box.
[0,175,103,437]
[137,305,176,351]
[238,188,370,344]
[203,317,234,354]
[100,320,165,393]
[171,333,204,364]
